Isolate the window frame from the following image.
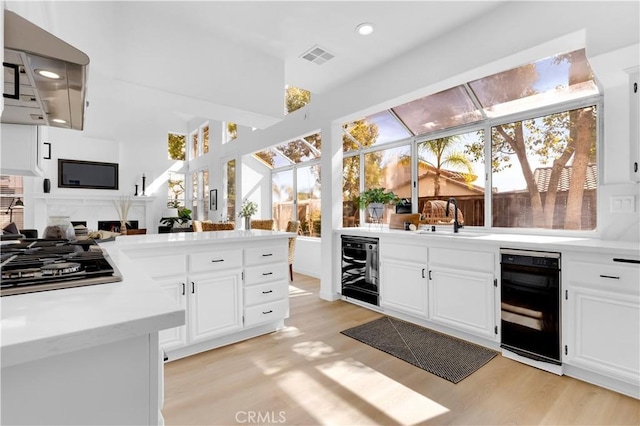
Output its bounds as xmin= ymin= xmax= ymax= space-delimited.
xmin=343 ymin=93 xmax=603 ymax=235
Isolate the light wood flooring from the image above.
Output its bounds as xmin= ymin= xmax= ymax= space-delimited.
xmin=163 ymin=273 xmax=640 ymax=425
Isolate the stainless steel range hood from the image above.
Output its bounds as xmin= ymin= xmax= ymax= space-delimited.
xmin=2 ymin=10 xmax=89 ymax=130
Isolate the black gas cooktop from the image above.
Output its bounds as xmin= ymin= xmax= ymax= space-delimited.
xmin=1 ymin=239 xmax=122 ymax=296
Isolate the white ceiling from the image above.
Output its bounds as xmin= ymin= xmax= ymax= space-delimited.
xmin=125 ymin=1 xmax=506 ymax=95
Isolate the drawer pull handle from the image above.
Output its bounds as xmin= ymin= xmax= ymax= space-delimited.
xmin=262 ymin=290 xmax=273 ymax=294
xmin=262 ymin=272 xmax=273 ymax=276
xmin=599 ymin=274 xmax=620 ymax=280
xmin=191 ymin=282 xmax=195 ymax=293
xmin=613 ymin=258 xmax=640 ymax=264
xmin=182 ymin=283 xmax=185 ymax=295
xmin=262 ymin=310 xmax=273 ymax=315
xmin=262 ymin=253 xmax=273 ymax=257
xmin=211 ymin=259 xmax=225 ymax=263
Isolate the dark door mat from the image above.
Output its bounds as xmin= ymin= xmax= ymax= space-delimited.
xmin=341 ymin=316 xmax=498 ymax=383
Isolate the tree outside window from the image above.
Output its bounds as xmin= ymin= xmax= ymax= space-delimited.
xmin=168 ymin=133 xmax=186 ymax=160
xmin=286 ymin=86 xmax=310 ymax=114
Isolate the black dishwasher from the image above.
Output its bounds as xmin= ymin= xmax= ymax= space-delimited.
xmin=341 ymin=236 xmax=379 ymax=306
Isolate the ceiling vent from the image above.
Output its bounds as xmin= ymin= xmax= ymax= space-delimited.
xmin=300 ymin=45 xmax=335 ymax=65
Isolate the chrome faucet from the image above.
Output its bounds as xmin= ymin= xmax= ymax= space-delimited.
xmin=445 ymin=197 xmax=463 ymax=233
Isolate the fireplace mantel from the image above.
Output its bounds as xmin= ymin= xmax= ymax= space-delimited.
xmin=31 ymin=194 xmax=157 ymax=233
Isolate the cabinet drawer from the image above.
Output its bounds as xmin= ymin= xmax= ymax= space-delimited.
xmin=244 ymin=245 xmax=287 ymax=266
xmin=565 ymin=260 xmax=639 ymax=295
xmin=244 ymin=263 xmax=288 ymax=285
xmin=244 ymin=299 xmax=288 ymax=327
xmin=429 ymin=247 xmax=494 ymax=272
xmin=189 ymin=249 xmax=242 ymax=273
xmin=135 ymin=255 xmax=187 ymax=278
xmin=244 ymin=281 xmax=288 ymax=306
xmin=381 ymin=242 xmax=427 ymax=263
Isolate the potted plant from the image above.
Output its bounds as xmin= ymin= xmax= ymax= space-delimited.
xmin=238 ymin=200 xmax=258 ymax=230
xmin=358 ymin=187 xmax=398 ymax=222
xmin=160 ymin=207 xmax=192 ymax=229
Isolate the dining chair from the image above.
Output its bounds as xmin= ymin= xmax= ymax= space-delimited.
xmin=201 ymin=222 xmax=235 ymax=231
xmin=286 ymin=220 xmax=300 ymax=281
xmin=251 ymin=219 xmax=274 ymax=230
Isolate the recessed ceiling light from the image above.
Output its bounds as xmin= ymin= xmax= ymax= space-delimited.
xmin=356 ymin=22 xmax=374 ymax=36
xmin=36 ymin=69 xmax=62 ymax=79
xmin=52 ymin=118 xmax=67 ymax=124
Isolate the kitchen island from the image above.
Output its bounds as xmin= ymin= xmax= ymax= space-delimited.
xmin=0 ymin=229 xmax=293 ymax=425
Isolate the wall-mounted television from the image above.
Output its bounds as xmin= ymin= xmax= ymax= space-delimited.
xmin=58 ymin=159 xmax=119 ymax=190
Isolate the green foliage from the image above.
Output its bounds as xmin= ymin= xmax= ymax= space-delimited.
xmin=418 ymin=136 xmax=476 ymax=196
xmin=227 ymin=122 xmax=237 ymax=141
xmin=342 ymin=119 xmax=381 ymax=201
xmin=160 ymin=207 xmax=192 ymax=227
xmin=168 ymin=133 xmax=186 ymax=161
xmin=238 ymin=200 xmax=258 ymax=218
xmin=286 ymin=86 xmax=311 ymax=114
xmin=357 ymin=187 xmax=398 ymax=209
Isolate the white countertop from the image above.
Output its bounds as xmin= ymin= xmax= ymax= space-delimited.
xmin=0 ymin=230 xmax=295 ymax=368
xmin=337 ymin=226 xmax=640 ymax=258
xmin=0 ymin=241 xmax=186 ymax=368
xmin=113 ymin=229 xmax=295 ymax=250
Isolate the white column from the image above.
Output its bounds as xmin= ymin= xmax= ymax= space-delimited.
xmin=319 ymin=120 xmax=343 ymax=301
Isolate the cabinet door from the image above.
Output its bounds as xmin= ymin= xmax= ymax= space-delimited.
xmin=189 ymin=272 xmax=243 ymax=343
xmin=630 ymin=68 xmax=639 ymax=182
xmin=0 ymin=124 xmax=44 ymax=176
xmin=381 ymin=258 xmax=427 ymax=317
xmin=429 ymin=266 xmax=496 ymax=339
xmin=565 ymin=286 xmax=640 ymax=385
xmin=156 ymin=277 xmax=187 ymax=351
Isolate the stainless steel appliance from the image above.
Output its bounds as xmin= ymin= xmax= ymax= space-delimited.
xmin=341 ymin=235 xmax=379 ymax=306
xmin=1 ymin=239 xmax=121 ymax=296
xmin=500 ymin=249 xmax=561 ymax=371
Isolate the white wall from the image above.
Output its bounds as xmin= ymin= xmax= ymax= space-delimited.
xmin=7 ymin=1 xmax=638 ymax=281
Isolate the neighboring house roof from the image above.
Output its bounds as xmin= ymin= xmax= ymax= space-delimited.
xmin=416 ymin=162 xmax=484 ymax=193
xmin=533 ymin=163 xmax=597 ymax=192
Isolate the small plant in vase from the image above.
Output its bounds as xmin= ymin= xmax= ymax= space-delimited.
xmin=358 ymin=187 xmax=398 ymax=223
xmin=238 ymin=200 xmax=258 ymax=230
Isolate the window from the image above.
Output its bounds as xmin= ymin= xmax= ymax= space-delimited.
xmin=417 ymin=131 xmax=485 ymax=226
xmin=168 ymin=133 xmax=186 ymax=160
xmin=297 ymin=165 xmax=321 ymax=236
xmin=203 ymin=124 xmax=209 ymax=155
xmin=167 ymin=172 xmax=186 ymax=208
xmin=191 ymin=169 xmax=209 ymax=221
xmin=342 ymin=48 xmax=600 ymax=232
xmin=225 ymin=122 xmax=237 ymax=143
xmin=272 ymin=169 xmax=294 ymax=231
xmin=488 ymin=106 xmax=597 ymax=230
xmin=190 ymin=131 xmax=198 ymax=160
xmin=257 ymin=132 xmax=322 ymax=236
xmin=342 ymin=155 xmax=360 ymax=227
xmin=0 ymin=175 xmax=24 ymax=229
xmin=285 ymin=86 xmax=311 ymax=114
xmin=225 ymin=159 xmax=236 ymax=222
xmin=363 ymin=144 xmax=411 ymax=224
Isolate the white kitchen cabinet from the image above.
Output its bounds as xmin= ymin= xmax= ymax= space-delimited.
xmin=189 ymin=272 xmax=243 ymax=342
xmin=428 ymin=247 xmax=497 ymax=340
xmin=157 ymin=276 xmax=188 ymax=350
xmin=243 ymin=243 xmax=289 ymax=327
xmin=120 ymin=236 xmax=289 ymax=360
xmin=630 ymin=68 xmax=639 ymax=182
xmin=0 ymin=123 xmax=46 ymax=176
xmin=563 ymin=253 xmax=640 ymax=389
xmin=380 ymin=241 xmax=428 ymax=317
